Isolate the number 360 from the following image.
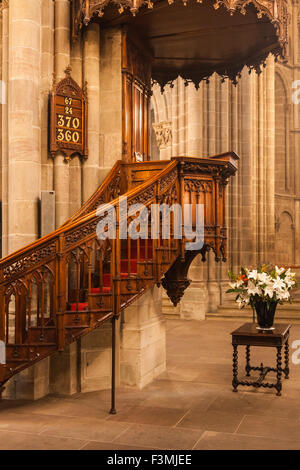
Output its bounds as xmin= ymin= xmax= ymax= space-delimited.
xmin=57 ymin=129 xmax=80 ymax=143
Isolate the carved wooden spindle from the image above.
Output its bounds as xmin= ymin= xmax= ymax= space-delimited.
xmin=276 ymin=346 xmax=282 ymax=396
xmin=57 ymin=234 xmax=66 ymax=351
xmin=245 ymin=345 xmax=251 ymax=377
xmin=0 ymin=281 xmax=5 ymax=347
xmin=284 ymin=341 xmax=289 ymax=379
xmin=232 ymin=344 xmax=238 ymax=392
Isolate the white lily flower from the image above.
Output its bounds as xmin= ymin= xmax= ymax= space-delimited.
xmin=247 ymin=280 xmax=261 ymax=296
xmin=257 ymin=272 xmax=271 ymax=285
xmin=264 ymin=286 xmax=275 ymax=299
xmin=248 ymin=270 xmax=258 ymax=280
xmin=272 ymin=277 xmax=286 ymax=291
xmin=275 ymin=266 xmax=285 ymax=275
xmin=285 ymin=278 xmax=296 ymax=288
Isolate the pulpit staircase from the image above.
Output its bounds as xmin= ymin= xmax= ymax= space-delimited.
xmin=0 ymin=154 xmax=238 ymax=409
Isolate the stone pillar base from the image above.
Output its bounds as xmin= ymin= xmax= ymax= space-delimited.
xmin=179 ymin=282 xmax=208 ymax=320
xmin=50 ymin=343 xmax=78 ymax=396
xmin=80 ymin=322 xmax=113 ymax=393
xmin=3 ymin=288 xmax=166 ymax=398
xmin=120 ymin=286 xmax=166 ymax=389
xmin=3 ymin=358 xmax=50 ymax=400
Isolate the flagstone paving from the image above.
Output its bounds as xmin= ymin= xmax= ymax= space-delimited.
xmin=1 ymin=319 xmax=300 ymax=450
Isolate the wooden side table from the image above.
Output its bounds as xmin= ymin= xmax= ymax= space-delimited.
xmin=231 ymin=323 xmax=291 ymax=396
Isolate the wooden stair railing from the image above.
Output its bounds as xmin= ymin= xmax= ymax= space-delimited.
xmin=64 ymin=160 xmax=169 ymax=225
xmin=0 ymin=153 xmax=238 ymax=411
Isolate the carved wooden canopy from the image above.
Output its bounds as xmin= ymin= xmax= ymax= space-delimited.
xmin=72 ymin=0 xmax=288 ymax=88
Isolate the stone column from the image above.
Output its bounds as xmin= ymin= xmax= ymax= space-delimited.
xmin=3 ymin=0 xmax=46 ymax=400
xmin=120 ymin=286 xmax=166 ymax=388
xmin=187 ymin=83 xmax=202 ymax=156
xmin=172 ymin=80 xmax=180 ymax=156
xmin=206 ymin=74 xmax=220 ymax=311
xmin=228 ymin=82 xmax=240 ymax=273
xmin=53 ymin=0 xmax=71 ymax=227
xmin=264 ymin=57 xmax=276 ymax=262
xmin=178 ymin=78 xmax=187 ymax=154
xmin=0 ymin=6 xmax=3 ymax=232
xmin=237 ymin=69 xmax=257 ymax=266
xmin=41 ymin=0 xmax=54 ymax=193
xmin=219 ymin=79 xmax=231 ymax=303
xmin=7 ymin=0 xmax=41 ymax=253
xmin=179 ymin=84 xmax=208 ymax=320
xmin=71 ymin=33 xmax=83 ymax=85
xmin=83 ymin=23 xmax=100 ymax=200
xmin=54 ymin=155 xmax=70 ymax=226
xmin=99 ymin=27 xmax=122 ymax=177
xmin=1 ymin=1 xmax=9 ymax=256
xmin=70 ymin=29 xmax=83 ymax=213
xmin=69 ymin=156 xmax=82 ymax=215
xmin=50 ymin=0 xmax=77 ymax=396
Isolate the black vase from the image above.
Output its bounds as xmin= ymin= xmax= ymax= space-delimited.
xmin=254 ymin=301 xmax=278 ymax=329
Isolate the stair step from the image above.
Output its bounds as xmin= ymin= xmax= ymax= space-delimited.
xmin=208 ymin=302 xmax=300 ymax=323
xmin=65 ymin=325 xmax=90 ymax=329
xmin=65 ymin=308 xmax=112 ymax=314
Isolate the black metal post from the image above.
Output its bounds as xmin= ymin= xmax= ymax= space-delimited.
xmin=109 ymin=315 xmax=117 ymax=414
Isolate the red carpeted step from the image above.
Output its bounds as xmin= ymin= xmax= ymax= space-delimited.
xmin=72 ymin=254 xmax=150 ymax=310
xmin=90 ymin=272 xmax=133 ymax=296
xmin=71 ymin=302 xmax=88 ymax=311
xmin=91 ymin=287 xmax=111 ymax=294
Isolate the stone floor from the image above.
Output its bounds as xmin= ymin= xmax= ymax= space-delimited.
xmin=1 ymin=319 xmax=300 ymax=450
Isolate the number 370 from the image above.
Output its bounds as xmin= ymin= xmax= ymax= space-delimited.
xmin=57 ymin=115 xmax=80 ymax=129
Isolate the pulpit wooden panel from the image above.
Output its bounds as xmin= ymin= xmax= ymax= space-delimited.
xmin=122 ymin=30 xmax=152 ymax=162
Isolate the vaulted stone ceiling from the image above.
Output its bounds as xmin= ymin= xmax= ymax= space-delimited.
xmin=73 ymin=0 xmax=288 ymax=88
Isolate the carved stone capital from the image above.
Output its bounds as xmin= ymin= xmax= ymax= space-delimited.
xmin=152 ymin=121 xmax=172 ymax=149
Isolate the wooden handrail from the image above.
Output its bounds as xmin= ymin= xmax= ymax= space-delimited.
xmin=63 ymin=160 xmax=122 ymax=225
xmin=0 ymin=161 xmax=176 ymax=271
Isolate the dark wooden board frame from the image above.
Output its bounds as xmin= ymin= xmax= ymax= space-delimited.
xmin=50 ymin=68 xmax=88 ymax=161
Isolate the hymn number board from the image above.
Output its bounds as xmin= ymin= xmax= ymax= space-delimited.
xmin=50 ymin=69 xmax=88 ymax=160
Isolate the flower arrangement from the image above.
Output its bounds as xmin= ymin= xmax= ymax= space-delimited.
xmin=227 ymin=265 xmax=297 ymax=308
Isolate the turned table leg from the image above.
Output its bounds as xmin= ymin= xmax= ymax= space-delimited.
xmin=284 ymin=340 xmax=289 ymax=379
xmin=276 ymin=346 xmax=282 ymax=396
xmin=232 ymin=344 xmax=238 ymax=392
xmin=245 ymin=345 xmax=251 ymax=377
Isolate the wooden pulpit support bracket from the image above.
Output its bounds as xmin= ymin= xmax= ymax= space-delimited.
xmin=160 ymin=153 xmax=238 ymax=306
